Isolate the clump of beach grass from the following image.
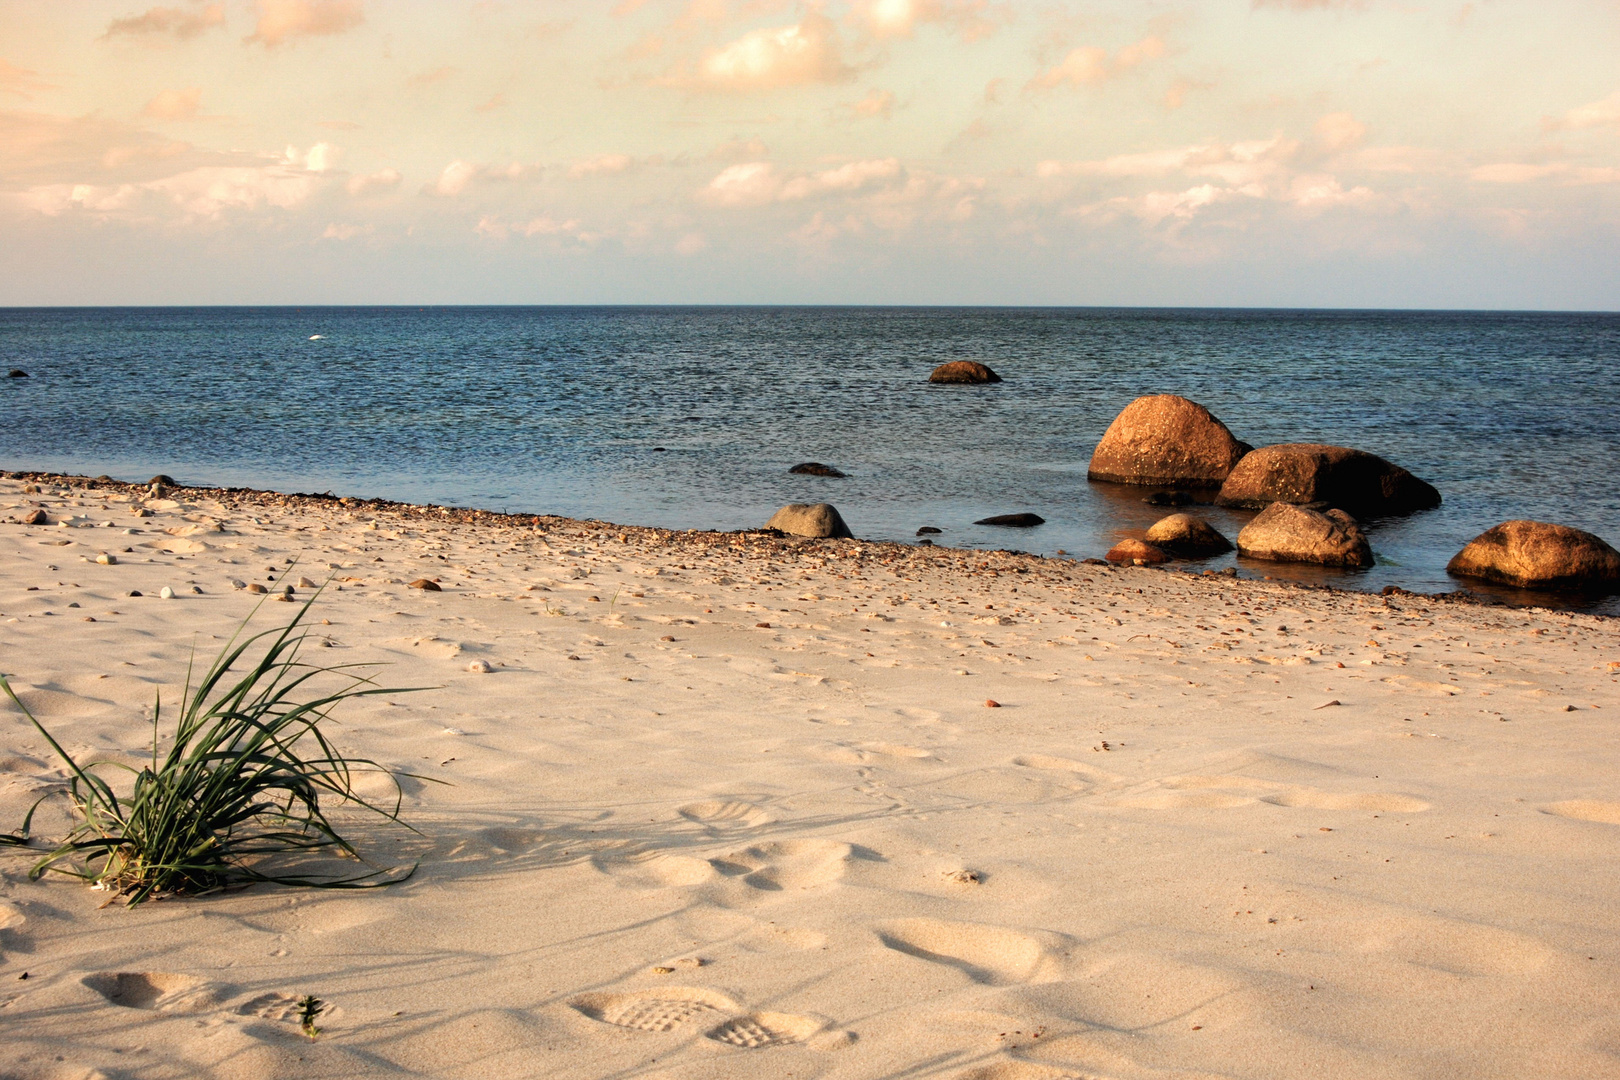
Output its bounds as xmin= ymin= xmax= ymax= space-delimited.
xmin=0 ymin=595 xmax=427 ymax=905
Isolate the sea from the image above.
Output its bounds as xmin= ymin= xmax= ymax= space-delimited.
xmin=3 ymin=306 xmax=1618 ymax=612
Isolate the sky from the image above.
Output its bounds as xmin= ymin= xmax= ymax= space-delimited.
xmin=1 ymin=0 xmax=1617 ymax=308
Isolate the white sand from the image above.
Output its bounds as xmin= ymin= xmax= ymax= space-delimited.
xmin=2 ymin=473 xmax=1619 ymax=1080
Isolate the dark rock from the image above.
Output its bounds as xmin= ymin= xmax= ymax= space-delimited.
xmin=1236 ymin=502 xmax=1373 ymax=568
xmin=1446 ymin=520 xmax=1620 ymax=591
xmin=148 ymin=474 xmax=177 ymax=487
xmin=766 ymin=503 xmax=854 ymax=539
xmin=1144 ymin=513 xmax=1233 ymax=556
xmin=1105 ymin=539 xmax=1169 ymax=565
xmin=247 ymin=583 xmax=268 ymax=594
xmin=1216 ymin=444 xmax=1440 ymax=517
xmin=917 ymin=538 xmax=934 ymax=546
xmin=916 ymin=526 xmax=943 ymax=535
xmin=1082 ymin=558 xmax=1108 ymax=566
xmin=7 ymin=369 xmax=26 ymax=378
xmin=974 ymin=513 xmax=1045 ymax=528
xmin=789 ymin=462 xmax=847 ymax=477
xmin=409 ymin=578 xmax=443 ymax=591
xmin=1088 ymin=395 xmax=1250 ymax=487
xmin=23 ymin=509 xmax=49 ymax=526
xmin=128 ymin=590 xmax=142 ymax=597
xmin=929 ymin=361 xmax=1002 ymax=384
xmin=1145 ymin=490 xmax=1195 ymax=507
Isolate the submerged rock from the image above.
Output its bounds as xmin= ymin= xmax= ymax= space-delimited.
xmin=7 ymin=369 xmax=26 ymax=378
xmin=916 ymin=526 xmax=943 ymax=535
xmin=1088 ymin=395 xmax=1250 ymax=488
xmin=789 ymin=462 xmax=847 ymax=477
xmin=1236 ymin=502 xmax=1373 ymax=568
xmin=1216 ymin=444 xmax=1439 ymax=517
xmin=928 ymin=361 xmax=1002 ymax=384
xmin=1144 ymin=513 xmax=1233 ymax=557
xmin=1145 ymin=490 xmax=1195 ymax=507
xmin=974 ymin=513 xmax=1045 ymax=528
xmin=766 ymin=502 xmax=854 ymax=539
xmin=1105 ymin=539 xmax=1169 ymax=565
xmin=1446 ymin=520 xmax=1620 ymax=591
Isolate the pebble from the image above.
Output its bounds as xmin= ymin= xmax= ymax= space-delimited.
xmin=128 ymin=590 xmax=142 ymax=597
xmin=23 ymin=509 xmax=48 ymax=526
xmin=191 ymin=585 xmax=203 ymax=594
xmin=160 ymin=586 xmax=175 ymax=599
xmin=297 ymin=577 xmax=318 ymax=589
xmin=246 ymin=582 xmax=265 ymax=593
xmin=95 ymin=553 xmax=117 ymax=565
xmin=409 ymin=578 xmax=442 ymax=591
xmin=467 ymin=659 xmax=493 ymax=673
xmin=985 ymin=699 xmax=1002 ymax=708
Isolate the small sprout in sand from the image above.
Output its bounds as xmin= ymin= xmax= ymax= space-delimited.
xmin=298 ymin=994 xmax=327 ymax=1038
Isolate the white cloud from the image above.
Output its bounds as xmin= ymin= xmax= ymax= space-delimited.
xmin=704 ymin=161 xmax=780 ymax=205
xmin=1031 ymin=35 xmax=1165 ymax=89
xmin=1471 ymin=162 xmax=1620 ymax=185
xmin=568 ymin=153 xmax=636 ymax=179
xmin=474 ymin=213 xmax=590 ymax=242
xmin=346 ymin=167 xmax=400 ymax=195
xmin=854 ymin=0 xmax=1004 ymax=42
xmin=780 ymin=158 xmax=901 ymax=199
xmin=1547 ymin=90 xmax=1620 ymax=131
xmin=283 ymin=141 xmax=337 ymax=172
xmin=694 ymin=15 xmax=852 ymax=90
xmin=246 ymin=0 xmax=364 ymax=48
xmin=1314 ymin=111 xmax=1367 ymax=152
xmin=433 ymin=159 xmax=479 ymax=196
xmin=322 ymin=222 xmax=369 ymax=239
xmin=704 ymin=158 xmax=904 ymax=206
xmin=1038 ymin=137 xmax=1299 ymax=187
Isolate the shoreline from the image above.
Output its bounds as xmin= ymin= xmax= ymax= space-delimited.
xmin=4 ymin=466 xmax=1620 ymax=1078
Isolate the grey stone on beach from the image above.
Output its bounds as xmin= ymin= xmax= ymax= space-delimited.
xmin=1237 ymin=502 xmax=1373 ymax=569
xmin=1145 ymin=513 xmax=1233 ymax=556
xmin=789 ymin=462 xmax=847 ymax=477
xmin=1216 ymin=444 xmax=1440 ymax=518
xmin=1446 ymin=520 xmax=1620 ymax=591
xmin=975 ymin=513 xmax=1045 ymax=528
xmin=1088 ymin=395 xmax=1251 ymax=488
xmin=928 ymin=361 xmax=1001 ymax=384
xmin=766 ymin=503 xmax=853 ymax=539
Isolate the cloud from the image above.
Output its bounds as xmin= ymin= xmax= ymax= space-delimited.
xmin=408 ymin=66 xmax=457 ymax=87
xmin=0 ymin=60 xmax=55 ymax=101
xmin=246 ymin=0 xmax=364 ymax=48
xmin=1030 ymin=35 xmax=1165 ymax=89
xmin=854 ymin=0 xmax=1006 ymax=43
xmin=283 ymin=141 xmax=337 ymax=171
xmin=1545 ymin=90 xmax=1620 ymax=131
xmin=1314 ymin=111 xmax=1367 ymax=152
xmin=1251 ymin=0 xmax=1367 ymax=9
xmin=703 ymin=158 xmax=903 ymax=205
xmin=850 ymin=89 xmax=895 ymax=119
xmin=321 ymin=221 xmax=369 ymax=239
xmin=568 ymin=153 xmax=637 ymax=179
xmin=1471 ymin=162 xmax=1620 ymax=185
xmin=475 ymin=93 xmax=506 ymax=113
xmin=142 ymin=88 xmax=202 ymax=120
xmin=710 ymin=136 xmax=769 ymax=160
xmin=474 ymin=213 xmax=590 ymax=242
xmin=102 ymin=3 xmax=226 ymax=42
xmin=426 ymin=158 xmax=529 ymax=196
xmin=691 ymin=15 xmax=853 ymax=90
xmin=1037 ymin=137 xmax=1300 ymax=186
xmin=345 ymin=167 xmax=400 ymax=195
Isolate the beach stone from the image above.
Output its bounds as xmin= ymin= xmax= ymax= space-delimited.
xmin=467 ymin=659 xmax=493 ymax=673
xmin=1237 ymin=502 xmax=1373 ymax=568
xmin=246 ymin=583 xmax=268 ymax=594
xmin=7 ymin=369 xmax=26 ymax=378
xmin=766 ymin=503 xmax=853 ymax=539
xmin=1446 ymin=520 xmax=1620 ymax=591
xmin=789 ymin=463 xmax=847 ymax=478
xmin=1105 ymin=539 xmax=1169 ymax=565
xmin=974 ymin=513 xmax=1045 ymax=528
xmin=148 ymin=475 xmax=176 ymax=487
xmin=1088 ymin=395 xmax=1249 ymax=487
xmin=916 ymin=526 xmax=942 ymax=535
xmin=1216 ymin=443 xmax=1440 ymax=517
xmin=1144 ymin=513 xmax=1233 ymax=556
xmin=409 ymin=578 xmax=443 ymax=591
xmin=23 ymin=509 xmax=48 ymax=526
xmin=296 ymin=576 xmax=318 ymax=589
xmin=95 ymin=553 xmax=117 ymax=565
xmin=160 ymin=586 xmax=175 ymax=599
xmin=928 ymin=361 xmax=1001 ymax=384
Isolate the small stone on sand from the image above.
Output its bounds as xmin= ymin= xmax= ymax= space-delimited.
xmin=468 ymin=659 xmax=493 ymax=673
xmin=410 ymin=578 xmax=442 ymax=591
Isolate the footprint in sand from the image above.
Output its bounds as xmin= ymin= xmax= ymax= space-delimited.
xmin=571 ymin=986 xmax=739 ymax=1032
xmin=877 ymin=918 xmax=1064 ymax=985
xmin=1544 ymin=800 xmax=1620 ymax=825
xmin=1261 ymin=790 xmax=1430 ymax=812
xmin=678 ymin=800 xmax=775 ymax=830
xmin=83 ymin=972 xmax=227 ymax=1013
xmin=237 ymin=991 xmax=307 ymax=1024
xmin=711 ymin=839 xmax=853 ymax=892
xmin=706 ymin=1011 xmax=838 ymax=1048
xmin=594 ymin=851 xmax=719 ymax=888
xmin=950 ymin=1064 xmax=1094 ymax=1080
xmin=1011 ymin=754 xmax=1120 ymax=785
xmin=1111 ymin=775 xmax=1429 ymax=813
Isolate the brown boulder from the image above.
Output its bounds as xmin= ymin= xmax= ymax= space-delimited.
xmin=766 ymin=502 xmax=854 ymax=539
xmin=1105 ymin=539 xmax=1169 ymax=565
xmin=929 ymin=361 xmax=1001 ymax=384
xmin=1087 ymin=395 xmax=1249 ymax=487
xmin=1144 ymin=513 xmax=1233 ymax=557
xmin=1236 ymin=502 xmax=1373 ymax=568
xmin=1446 ymin=520 xmax=1620 ymax=591
xmin=1216 ymin=443 xmax=1439 ymax=517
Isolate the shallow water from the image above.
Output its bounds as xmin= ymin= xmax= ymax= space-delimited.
xmin=3 ymin=306 xmax=1617 ymax=611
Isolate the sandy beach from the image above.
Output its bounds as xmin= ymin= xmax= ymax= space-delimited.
xmin=3 ymin=470 xmax=1620 ymax=1080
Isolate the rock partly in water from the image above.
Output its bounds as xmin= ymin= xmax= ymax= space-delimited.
xmin=766 ymin=503 xmax=854 ymax=539
xmin=1105 ymin=539 xmax=1169 ymax=565
xmin=1216 ymin=444 xmax=1439 ymax=517
xmin=1144 ymin=490 xmax=1195 ymax=507
xmin=1446 ymin=520 xmax=1620 ymax=591
xmin=974 ymin=513 xmax=1045 ymax=528
xmin=916 ymin=526 xmax=943 ymax=535
xmin=1236 ymin=502 xmax=1373 ymax=568
xmin=789 ymin=462 xmax=847 ymax=477
xmin=1088 ymin=395 xmax=1250 ymax=488
xmin=928 ymin=361 xmax=1002 ymax=384
xmin=1144 ymin=513 xmax=1234 ymax=557
xmin=7 ymin=369 xmax=26 ymax=378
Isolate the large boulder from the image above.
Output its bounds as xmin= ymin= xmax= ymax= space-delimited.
xmin=929 ymin=361 xmax=1001 ymax=384
xmin=1144 ymin=513 xmax=1233 ymax=557
xmin=1237 ymin=502 xmax=1373 ymax=568
xmin=1216 ymin=444 xmax=1439 ymax=517
xmin=1088 ymin=395 xmax=1249 ymax=487
xmin=1446 ymin=521 xmax=1620 ymax=591
xmin=766 ymin=503 xmax=853 ymax=539
xmin=1105 ymin=539 xmax=1169 ymax=565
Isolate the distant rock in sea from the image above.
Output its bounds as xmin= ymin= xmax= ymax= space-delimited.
xmin=789 ymin=462 xmax=847 ymax=477
xmin=1447 ymin=520 xmax=1620 ymax=591
xmin=916 ymin=526 xmax=942 ymax=535
xmin=766 ymin=503 xmax=853 ymax=539
xmin=1216 ymin=444 xmax=1439 ymax=518
xmin=8 ymin=369 xmax=27 ymax=378
xmin=1145 ymin=513 xmax=1233 ymax=557
xmin=929 ymin=361 xmax=1001 ymax=384
xmin=1237 ymin=502 xmax=1373 ymax=568
xmin=974 ymin=513 xmax=1045 ymax=527
xmin=1088 ymin=395 xmax=1250 ymax=487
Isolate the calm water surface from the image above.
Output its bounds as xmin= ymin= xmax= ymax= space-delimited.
xmin=3 ymin=306 xmax=1617 ymax=611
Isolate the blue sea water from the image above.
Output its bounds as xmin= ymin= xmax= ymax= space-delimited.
xmin=3 ymin=306 xmax=1618 ymax=611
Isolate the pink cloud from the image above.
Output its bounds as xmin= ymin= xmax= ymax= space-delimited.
xmin=102 ymin=3 xmax=227 ymax=42
xmin=245 ymin=0 xmax=364 ymax=48
xmin=1030 ymin=35 xmax=1165 ymax=90
xmin=690 ymin=15 xmax=853 ymax=91
xmin=142 ymin=87 xmax=202 ymax=120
